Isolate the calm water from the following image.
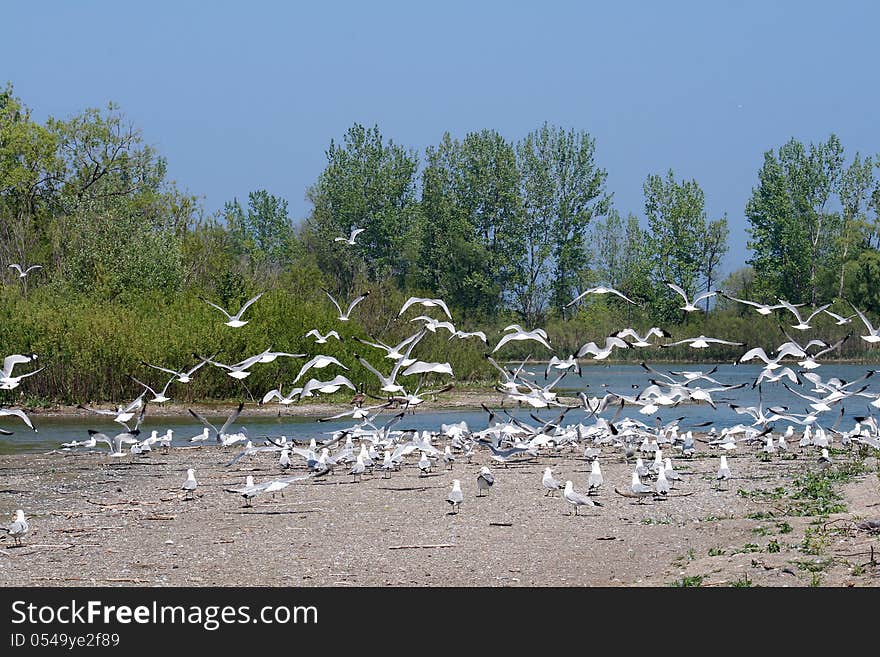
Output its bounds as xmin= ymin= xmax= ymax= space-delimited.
xmin=2 ymin=362 xmax=879 ymax=454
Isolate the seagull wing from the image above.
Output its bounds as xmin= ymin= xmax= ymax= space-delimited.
xmin=200 ymin=297 xmax=233 ymax=320
xmin=344 ymin=291 xmax=370 ymax=318
xmin=664 ymin=281 xmax=690 ymax=303
xmin=219 ymin=402 xmax=245 ymax=436
xmin=234 ymin=292 xmax=264 ymax=320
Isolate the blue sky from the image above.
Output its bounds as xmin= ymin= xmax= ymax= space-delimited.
xmin=3 ymin=1 xmax=878 ymax=274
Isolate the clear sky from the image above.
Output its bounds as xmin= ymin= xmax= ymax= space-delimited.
xmin=3 ymin=1 xmax=878 ymax=273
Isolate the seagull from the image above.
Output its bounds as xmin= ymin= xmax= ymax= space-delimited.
xmin=0 ymin=353 xmax=43 ymax=389
xmin=630 ymin=472 xmax=654 ymax=502
xmin=260 ymin=386 xmax=303 ymax=405
xmin=325 ymin=290 xmax=370 ymax=321
xmin=476 ymin=466 xmax=494 ymax=496
xmin=334 ymin=227 xmax=365 ymax=245
xmin=354 ymin=330 xmax=426 ymax=364
xmin=493 ymin=328 xmax=552 ymax=354
xmin=818 ymin=448 xmax=832 ymax=469
xmin=655 ymin=466 xmax=670 ymax=496
xmin=3 ymin=509 xmax=29 ymax=546
xmin=442 ymin=445 xmax=456 ymax=470
xmin=181 ymin=469 xmax=198 ymax=499
xmin=292 ymin=355 xmax=349 ymax=384
xmin=141 ymin=357 xmax=209 ymax=384
xmin=300 ymin=375 xmax=356 ymax=398
xmin=716 ymin=455 xmax=731 ymax=487
xmin=304 ymin=329 xmax=341 ymax=344
xmin=201 ymin=292 xmax=263 ymax=328
xmin=349 ymin=454 xmax=367 ymax=482
xmin=665 ymin=282 xmax=720 ymax=312
xmin=576 ymin=336 xmax=628 ymax=360
xmin=777 ymin=299 xmax=831 ymax=331
xmin=542 ymin=467 xmax=563 ymax=496
xmin=823 ymin=309 xmax=856 ymax=325
xmin=7 ymin=263 xmax=42 ymax=278
xmin=398 ymin=296 xmax=452 ymax=319
xmin=449 ymin=330 xmax=488 ymax=343
xmin=563 ymin=480 xmax=601 ymax=515
xmin=129 ymin=374 xmax=175 ymax=403
xmin=721 ymin=294 xmax=796 ymax=316
xmin=565 ymin=286 xmax=637 ymax=307
xmin=446 ymin=479 xmax=463 ymax=513
xmin=77 ymin=394 xmax=145 ymax=426
xmin=615 ymin=327 xmax=671 ymax=347
xmin=410 ymin=315 xmax=456 ymax=334
xmin=544 ymin=355 xmax=581 ymax=378
xmin=588 ymin=460 xmax=603 ymax=493
xmin=849 ymin=302 xmax=880 ymax=343
xmin=401 ymin=360 xmax=454 ymax=377
xmin=738 ymin=345 xmax=805 ymax=370
xmin=661 ymin=335 xmax=744 ymax=349
xmin=0 ymin=407 xmax=37 ymax=432
xmin=188 ymin=402 xmax=244 ymax=444
xmin=418 ymin=451 xmax=432 ymax=476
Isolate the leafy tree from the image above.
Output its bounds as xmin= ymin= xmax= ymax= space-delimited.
xmin=515 ymin=123 xmax=610 ymax=322
xmin=223 ymin=190 xmax=298 ymax=274
xmin=303 ymin=123 xmax=419 ymax=292
xmin=700 ymin=217 xmax=729 ymax=310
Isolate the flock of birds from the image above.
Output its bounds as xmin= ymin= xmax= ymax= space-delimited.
xmin=3 ymin=235 xmax=880 ymax=543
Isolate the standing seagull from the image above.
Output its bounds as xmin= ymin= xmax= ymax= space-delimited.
xmin=716 ymin=455 xmax=731 ymax=488
xmin=334 ymin=227 xmax=365 ymax=246
xmin=563 ymin=481 xmax=602 ymax=515
xmin=3 ymin=509 xmax=29 ymax=546
xmin=8 ymin=264 xmax=42 ymax=278
xmin=476 ymin=466 xmax=494 ymax=496
xmin=665 ymin=282 xmax=720 ymax=312
xmin=588 ymin=460 xmax=604 ymax=494
xmin=446 ymin=480 xmax=464 ymax=514
xmin=181 ymin=469 xmax=198 ymax=500
xmin=201 ymin=293 xmax=264 ymax=328
xmin=542 ymin=467 xmax=563 ymax=496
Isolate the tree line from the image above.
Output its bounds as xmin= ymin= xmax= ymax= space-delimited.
xmin=1 ymin=82 xmax=879 ymax=403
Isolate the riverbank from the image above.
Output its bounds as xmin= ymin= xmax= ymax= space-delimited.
xmin=1 ymin=440 xmax=877 ymax=586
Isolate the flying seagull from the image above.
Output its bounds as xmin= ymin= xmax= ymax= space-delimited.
xmin=201 ymin=292 xmax=264 ymax=328
xmin=565 ymin=286 xmax=637 ymax=307
xmin=325 ymin=290 xmax=370 ymax=321
xmin=664 ymin=282 xmax=720 ymax=312
xmin=8 ymin=264 xmax=42 ymax=278
xmin=334 ymin=227 xmax=365 ymax=245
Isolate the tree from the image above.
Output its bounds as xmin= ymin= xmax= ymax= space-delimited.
xmin=514 ymin=123 xmax=610 ymax=322
xmin=700 ymin=217 xmax=729 ymax=310
xmin=642 ymin=169 xmax=708 ymax=320
xmin=835 ymin=153 xmax=875 ymax=296
xmin=303 ymin=123 xmax=419 ymax=292
xmin=418 ymin=130 xmax=522 ymax=316
xmin=224 ymin=190 xmax=297 ymax=274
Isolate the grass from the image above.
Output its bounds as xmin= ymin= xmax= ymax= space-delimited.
xmin=708 ymin=547 xmax=725 ymax=557
xmin=669 ymin=574 xmax=705 ymax=587
xmin=732 ymin=543 xmax=762 ymax=555
xmin=767 ymin=539 xmax=781 ymax=553
xmin=730 ymin=576 xmax=753 ymax=587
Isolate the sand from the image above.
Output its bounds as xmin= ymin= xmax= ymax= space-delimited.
xmin=0 ymin=438 xmax=878 ymax=587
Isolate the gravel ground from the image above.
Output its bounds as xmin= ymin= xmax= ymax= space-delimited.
xmin=1 ymin=439 xmax=878 ymax=587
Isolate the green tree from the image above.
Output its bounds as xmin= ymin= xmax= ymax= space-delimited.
xmin=223 ymin=190 xmax=298 ymax=276
xmin=700 ymin=217 xmax=729 ymax=310
xmin=515 ymin=123 xmax=610 ymax=322
xmin=303 ymin=123 xmax=419 ymax=292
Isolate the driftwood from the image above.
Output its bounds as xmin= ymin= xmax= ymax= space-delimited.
xmin=388 ymin=543 xmax=455 ymax=550
xmin=489 ymin=522 xmax=513 ymax=527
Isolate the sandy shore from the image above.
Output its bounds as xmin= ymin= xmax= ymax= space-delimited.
xmin=1 ymin=438 xmax=878 ymax=587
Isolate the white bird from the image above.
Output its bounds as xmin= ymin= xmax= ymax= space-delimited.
xmin=181 ymin=469 xmax=198 ymax=499
xmin=442 ymin=445 xmax=456 ymax=470
xmin=260 ymin=386 xmax=303 ymax=405
xmin=544 ymin=355 xmax=581 ymax=378
xmin=777 ymin=299 xmax=831 ymax=331
xmin=563 ymin=480 xmax=601 ymax=515
xmin=615 ymin=327 xmax=671 ymax=347
xmin=664 ymin=282 xmax=720 ymax=312
xmin=300 ymin=375 xmax=356 ymax=398
xmin=349 ymin=454 xmax=367 ymax=481
xmin=576 ymin=336 xmax=628 ymax=360
xmin=304 ymin=329 xmax=341 ymax=344
xmin=818 ymin=448 xmax=832 ymax=469
xmin=324 ymin=289 xmax=370 ymax=321
xmin=77 ymin=395 xmax=145 ymax=426
xmin=655 ymin=466 xmax=670 ymax=496
xmin=476 ymin=466 xmax=494 ymax=496
xmin=334 ymin=227 xmax=365 ymax=245
xmin=129 ymin=374 xmax=175 ymax=403
xmin=201 ymin=292 xmax=263 ymax=328
xmin=8 ymin=263 xmax=42 ymax=278
xmin=187 ymin=402 xmax=244 ymax=444
xmin=588 ymin=460 xmax=603 ymax=493
xmin=4 ymin=509 xmax=29 ymax=546
xmin=721 ymin=294 xmax=797 ymax=316
xmin=823 ymin=309 xmax=856 ymax=325
xmin=493 ymin=328 xmax=552 ymax=354
xmin=449 ymin=330 xmax=487 ymax=343
xmin=661 ymin=335 xmax=744 ymax=349
xmin=849 ymin=302 xmax=880 ymax=343
xmin=630 ymin=472 xmax=654 ymax=502
xmin=0 ymin=353 xmax=43 ymax=390
xmin=566 ymin=285 xmax=637 ymax=307
xmin=0 ymin=407 xmax=37 ymax=432
xmin=141 ymin=357 xmax=209 ymax=384
xmin=292 ymin=355 xmax=349 ymax=384
xmin=418 ymin=451 xmax=432 ymax=476
xmin=542 ymin=467 xmax=563 ymax=496
xmin=410 ymin=315 xmax=456 ymax=334
xmin=401 ymin=360 xmax=454 ymax=377
xmin=446 ymin=479 xmax=463 ymax=513
xmin=398 ymin=296 xmax=452 ymax=319
xmin=716 ymin=455 xmax=731 ymax=485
